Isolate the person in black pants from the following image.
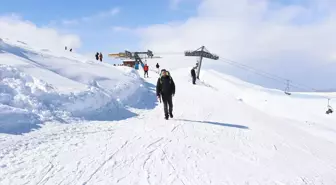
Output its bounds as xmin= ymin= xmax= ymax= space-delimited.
xmin=156 ymin=69 xmax=175 ymax=120
xmin=156 ymin=63 xmax=160 ymax=73
xmin=191 ymin=67 xmax=196 ymax=84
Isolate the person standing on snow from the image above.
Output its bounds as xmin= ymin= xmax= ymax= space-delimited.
xmin=156 ymin=63 xmax=160 ymax=73
xmin=99 ymin=52 xmax=103 ymax=62
xmin=156 ymin=69 xmax=175 ymax=120
xmin=191 ymin=67 xmax=196 ymax=85
xmin=144 ymin=64 xmax=149 ymax=78
xmin=95 ymin=52 xmax=99 ymax=61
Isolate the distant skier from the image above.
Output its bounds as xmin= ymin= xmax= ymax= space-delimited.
xmin=191 ymin=67 xmax=196 ymax=85
xmin=65 ymin=46 xmax=67 ymax=50
xmin=99 ymin=52 xmax=103 ymax=62
xmin=156 ymin=69 xmax=175 ymax=120
xmin=70 ymin=48 xmax=72 ymax=52
xmin=156 ymin=63 xmax=160 ymax=73
xmin=95 ymin=52 xmax=99 ymax=60
xmin=144 ymin=64 xmax=149 ymax=78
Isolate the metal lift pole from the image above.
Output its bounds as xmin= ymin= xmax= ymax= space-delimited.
xmin=196 ymin=46 xmax=205 ymax=79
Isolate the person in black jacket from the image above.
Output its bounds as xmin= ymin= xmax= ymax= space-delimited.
xmin=191 ymin=67 xmax=196 ymax=84
xmin=156 ymin=69 xmax=175 ymax=120
xmin=95 ymin=52 xmax=99 ymax=60
xmin=156 ymin=63 xmax=160 ymax=73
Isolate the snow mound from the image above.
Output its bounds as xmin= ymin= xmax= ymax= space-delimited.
xmin=0 ymin=64 xmax=151 ymax=134
xmin=0 ymin=39 xmax=156 ymax=134
xmin=0 ymin=65 xmax=53 ymax=134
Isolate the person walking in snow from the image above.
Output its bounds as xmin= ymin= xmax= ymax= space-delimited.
xmin=144 ymin=64 xmax=149 ymax=78
xmin=99 ymin=52 xmax=103 ymax=62
xmin=191 ymin=67 xmax=196 ymax=85
xmin=156 ymin=63 xmax=160 ymax=74
xmin=156 ymin=69 xmax=175 ymax=120
xmin=95 ymin=52 xmax=99 ymax=60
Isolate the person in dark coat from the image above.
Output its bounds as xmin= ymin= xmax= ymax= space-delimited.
xmin=95 ymin=52 xmax=99 ymax=60
xmin=156 ymin=63 xmax=160 ymax=73
xmin=156 ymin=69 xmax=175 ymax=120
xmin=99 ymin=52 xmax=103 ymax=62
xmin=191 ymin=67 xmax=196 ymax=84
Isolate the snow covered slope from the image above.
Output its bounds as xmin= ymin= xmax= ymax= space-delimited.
xmin=0 ymin=38 xmax=155 ymax=134
xmin=1 ymin=39 xmax=336 ymax=184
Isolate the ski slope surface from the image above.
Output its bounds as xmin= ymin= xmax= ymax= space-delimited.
xmin=1 ymin=38 xmax=336 ymax=184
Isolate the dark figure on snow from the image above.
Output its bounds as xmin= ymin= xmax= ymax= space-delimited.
xmin=99 ymin=52 xmax=103 ymax=62
xmin=191 ymin=67 xmax=196 ymax=84
xmin=144 ymin=64 xmax=149 ymax=78
xmin=156 ymin=69 xmax=175 ymax=120
xmin=70 ymin=48 xmax=73 ymax=52
xmin=156 ymin=63 xmax=160 ymax=73
xmin=95 ymin=52 xmax=99 ymax=60
xmin=65 ymin=46 xmax=67 ymax=50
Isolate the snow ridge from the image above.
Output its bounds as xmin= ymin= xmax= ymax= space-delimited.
xmin=0 ymin=64 xmax=150 ymax=135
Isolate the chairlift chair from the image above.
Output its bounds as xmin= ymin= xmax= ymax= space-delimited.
xmin=326 ymin=99 xmax=333 ymax=114
xmin=284 ymin=80 xmax=291 ymax=95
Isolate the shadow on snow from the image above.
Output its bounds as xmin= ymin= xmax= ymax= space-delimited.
xmin=0 ymin=111 xmax=42 ymax=135
xmin=176 ymin=119 xmax=249 ymax=129
xmin=129 ymin=80 xmax=158 ymax=109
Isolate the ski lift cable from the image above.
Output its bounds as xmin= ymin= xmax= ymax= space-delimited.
xmin=219 ymin=57 xmax=334 ymax=95
xmin=154 ymin=52 xmax=184 ymax=55
xmin=216 ymin=57 xmax=335 ymax=101
xmin=219 ymin=60 xmax=312 ymax=93
xmin=218 ymin=60 xmax=308 ymax=91
xmin=217 ymin=58 xmax=290 ymax=85
xmin=219 ymin=57 xmax=289 ymax=81
xmin=218 ymin=57 xmax=319 ymax=92
xmin=217 ymin=58 xmax=316 ymax=91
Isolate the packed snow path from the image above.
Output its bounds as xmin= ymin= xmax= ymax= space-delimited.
xmin=1 ymin=70 xmax=336 ymax=185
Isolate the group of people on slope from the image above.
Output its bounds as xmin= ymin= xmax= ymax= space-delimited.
xmin=142 ymin=62 xmax=161 ymax=78
xmin=65 ymin=46 xmax=73 ymax=52
xmin=95 ymin=52 xmax=103 ymax=62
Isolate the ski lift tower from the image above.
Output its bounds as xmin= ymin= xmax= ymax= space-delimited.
xmin=124 ymin=50 xmax=154 ymax=68
xmin=185 ymin=46 xmax=219 ymax=79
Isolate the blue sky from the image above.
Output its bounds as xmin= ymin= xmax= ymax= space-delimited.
xmin=0 ymin=0 xmax=199 ymax=55
xmin=0 ymin=0 xmax=310 ymax=55
xmin=0 ymin=0 xmax=195 ymax=25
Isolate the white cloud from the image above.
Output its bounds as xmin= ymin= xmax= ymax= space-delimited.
xmin=170 ymin=0 xmax=182 ymax=9
xmin=0 ymin=15 xmax=81 ymax=51
xmin=98 ymin=8 xmax=120 ymax=18
xmin=61 ymin=19 xmax=79 ymax=26
xmin=61 ymin=7 xmax=120 ymax=26
xmin=111 ymin=26 xmax=132 ymax=32
xmin=137 ymin=0 xmax=336 ymax=90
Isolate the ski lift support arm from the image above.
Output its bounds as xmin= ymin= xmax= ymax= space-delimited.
xmin=124 ymin=50 xmax=154 ymax=67
xmin=185 ymin=46 xmax=219 ymax=79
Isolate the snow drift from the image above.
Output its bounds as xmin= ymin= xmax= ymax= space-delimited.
xmin=0 ymin=39 xmax=155 ymax=134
